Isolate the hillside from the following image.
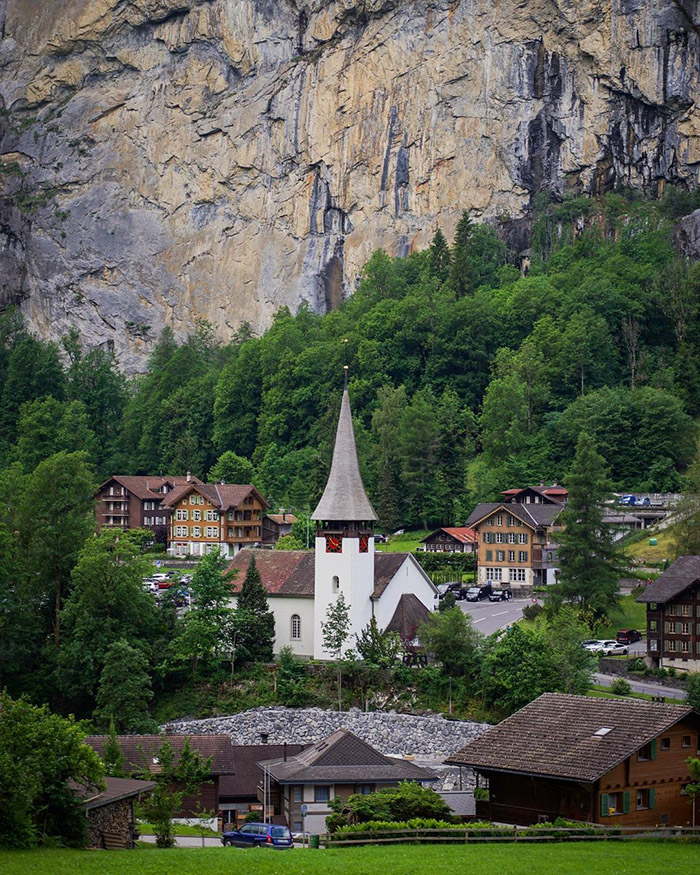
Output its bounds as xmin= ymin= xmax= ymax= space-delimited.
xmin=1 ymin=0 xmax=699 ymax=370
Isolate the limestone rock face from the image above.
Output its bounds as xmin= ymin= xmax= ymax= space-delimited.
xmin=1 ymin=1 xmax=698 ymax=371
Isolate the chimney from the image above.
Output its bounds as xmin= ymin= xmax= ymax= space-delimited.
xmin=283 ymin=742 xmax=287 ymax=761
xmin=260 ymin=732 xmax=268 ymax=744
xmin=186 ymin=471 xmax=192 ymax=482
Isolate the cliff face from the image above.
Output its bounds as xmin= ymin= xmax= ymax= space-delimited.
xmin=1 ymin=0 xmax=698 ymax=371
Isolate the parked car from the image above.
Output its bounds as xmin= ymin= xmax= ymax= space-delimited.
xmin=616 ymin=628 xmax=642 ymax=645
xmin=443 ymin=581 xmax=466 ymax=600
xmin=488 ymin=588 xmax=512 ymax=602
xmin=222 ymin=823 xmax=293 ymax=849
xmin=465 ymin=584 xmax=492 ymax=601
xmin=582 ymin=640 xmax=606 ymax=652
xmin=592 ymin=639 xmax=629 ymax=656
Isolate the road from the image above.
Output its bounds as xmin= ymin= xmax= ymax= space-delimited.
xmin=458 ymin=597 xmax=527 ymax=635
xmin=593 ymin=672 xmax=686 ymax=701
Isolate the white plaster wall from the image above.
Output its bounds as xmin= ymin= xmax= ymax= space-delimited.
xmin=228 ymin=595 xmax=315 ymax=658
xmin=372 ymin=556 xmax=436 ymax=632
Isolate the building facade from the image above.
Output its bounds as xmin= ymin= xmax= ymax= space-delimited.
xmin=447 ymin=693 xmax=700 ymax=827
xmin=163 ymin=483 xmax=269 ymax=559
xmin=262 ymin=512 xmax=298 ymax=546
xmin=638 ymin=556 xmax=700 ymax=673
xmin=420 ymin=527 xmax=478 ymax=553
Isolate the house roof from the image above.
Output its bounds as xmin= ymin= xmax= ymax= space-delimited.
xmin=463 ymin=502 xmax=562 ymax=530
xmin=385 ymin=593 xmax=431 ymax=641
xmin=259 ymin=729 xmax=436 ymax=784
xmin=312 ymin=389 xmax=377 ymax=523
xmin=78 ymin=776 xmax=156 ymax=810
xmin=445 ymin=693 xmax=698 ymax=783
xmin=266 ymin=513 xmax=298 ymax=526
xmin=218 ymin=745 xmax=306 ymax=799
xmin=161 ymin=483 xmax=269 ymax=511
xmin=636 ymin=555 xmax=700 ymax=604
xmin=99 ymin=475 xmax=203 ymax=501
xmin=421 ymin=527 xmax=478 ymax=545
xmin=502 ymin=485 xmax=568 ymax=503
xmin=228 ymin=549 xmax=430 ymax=599
xmin=84 ymin=735 xmax=237 ymax=776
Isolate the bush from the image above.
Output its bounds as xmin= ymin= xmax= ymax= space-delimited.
xmin=627 ymin=657 xmax=646 ymax=672
xmin=522 ymin=603 xmax=544 ymax=621
xmin=610 ymin=678 xmax=632 ymax=695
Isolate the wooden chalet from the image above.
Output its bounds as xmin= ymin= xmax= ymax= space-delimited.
xmin=420 ymin=527 xmax=478 ymax=554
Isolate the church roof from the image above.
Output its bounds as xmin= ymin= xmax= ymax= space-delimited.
xmin=227 ymin=549 xmax=423 ymax=599
xmin=385 ymin=593 xmax=432 ymax=641
xmin=312 ymin=389 xmax=377 ymax=522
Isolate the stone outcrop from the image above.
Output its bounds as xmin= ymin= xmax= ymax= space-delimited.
xmin=1 ymin=1 xmax=699 ymax=371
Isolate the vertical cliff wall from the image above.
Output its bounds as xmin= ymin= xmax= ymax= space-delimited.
xmin=1 ymin=0 xmax=698 ymax=371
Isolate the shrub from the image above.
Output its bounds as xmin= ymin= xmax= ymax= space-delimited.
xmin=610 ymin=678 xmax=632 ymax=695
xmin=522 ymin=603 xmax=544 ymax=621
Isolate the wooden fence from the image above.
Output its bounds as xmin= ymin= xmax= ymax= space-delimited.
xmin=322 ymin=825 xmax=700 ymax=847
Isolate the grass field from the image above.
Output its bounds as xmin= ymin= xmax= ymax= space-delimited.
xmin=596 ymin=595 xmax=647 ymax=638
xmin=376 ymin=530 xmax=432 ymax=553
xmin=137 ymin=823 xmax=219 ymax=837
xmin=622 ymin=526 xmax=676 ymax=564
xmin=1 ymin=841 xmax=697 ymax=874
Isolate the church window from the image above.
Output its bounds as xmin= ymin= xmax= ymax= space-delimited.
xmin=332 ymin=576 xmax=340 ymax=593
xmin=291 ymin=615 xmax=301 ymax=640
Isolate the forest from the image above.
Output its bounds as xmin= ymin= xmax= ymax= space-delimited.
xmin=1 ymin=189 xmax=699 ymax=533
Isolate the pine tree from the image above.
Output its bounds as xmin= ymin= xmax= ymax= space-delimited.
xmin=234 ymin=555 xmax=275 ymax=662
xmin=552 ymin=433 xmax=623 ymax=622
xmin=94 ymin=640 xmax=157 ymax=733
xmin=429 ymin=228 xmax=451 ymax=283
xmin=103 ymin=719 xmax=125 ymax=777
xmin=449 ymin=210 xmax=475 ymax=297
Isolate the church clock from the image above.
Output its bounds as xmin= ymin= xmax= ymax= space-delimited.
xmin=325 ymin=534 xmax=343 ymax=553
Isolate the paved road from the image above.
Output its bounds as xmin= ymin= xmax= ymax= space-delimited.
xmin=458 ymin=598 xmax=527 ymax=635
xmin=593 ymin=672 xmax=686 ymax=701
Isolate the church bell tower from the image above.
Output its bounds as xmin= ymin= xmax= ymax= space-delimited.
xmin=311 ymin=373 xmax=377 ymax=659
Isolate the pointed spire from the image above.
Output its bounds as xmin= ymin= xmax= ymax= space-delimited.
xmin=312 ymin=389 xmax=378 ymax=522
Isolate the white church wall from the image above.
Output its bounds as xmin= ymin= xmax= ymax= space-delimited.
xmin=372 ymin=556 xmax=437 ymax=632
xmin=229 ymin=595 xmax=315 ymax=659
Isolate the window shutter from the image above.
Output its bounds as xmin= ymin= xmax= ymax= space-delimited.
xmin=600 ymin=794 xmax=609 ymax=817
xmin=650 ymin=739 xmax=657 ymax=760
xmin=649 ymin=788 xmax=655 ymax=809
xmin=623 ymin=791 xmax=630 ymax=814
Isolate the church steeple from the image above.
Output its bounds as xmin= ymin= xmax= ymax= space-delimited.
xmin=312 ymin=388 xmax=377 ymax=524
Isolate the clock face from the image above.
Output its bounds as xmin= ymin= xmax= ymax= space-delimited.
xmin=359 ymin=534 xmax=369 ymax=553
xmin=325 ymin=535 xmax=343 ymax=553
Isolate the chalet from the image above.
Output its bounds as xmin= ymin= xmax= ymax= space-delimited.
xmin=637 ymin=555 xmax=700 ymax=673
xmin=258 ymin=729 xmax=436 ymax=834
xmin=446 ymin=693 xmax=700 ymax=827
xmin=218 ymin=744 xmax=304 ymax=826
xmin=262 ymin=512 xmax=298 ymax=546
xmin=162 ymin=482 xmax=269 ymax=559
xmin=464 ymin=485 xmax=565 ymax=587
xmin=420 ymin=527 xmax=478 ymax=554
xmin=85 ymin=734 xmax=236 ymax=818
xmin=95 ymin=474 xmax=203 ymax=542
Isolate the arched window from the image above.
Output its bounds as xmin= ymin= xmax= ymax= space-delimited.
xmin=332 ymin=575 xmax=340 ymax=593
xmin=291 ymin=614 xmax=301 ymax=640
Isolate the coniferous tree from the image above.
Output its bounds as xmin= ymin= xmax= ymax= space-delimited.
xmin=672 ymin=444 xmax=700 ymax=557
xmin=234 ymin=555 xmax=275 ymax=662
xmin=551 ymin=432 xmax=623 ymax=622
xmin=102 ymin=719 xmax=126 ymax=777
xmin=94 ymin=640 xmax=157 ymax=733
xmin=429 ymin=228 xmax=451 ymax=284
xmin=449 ymin=210 xmax=475 ymax=297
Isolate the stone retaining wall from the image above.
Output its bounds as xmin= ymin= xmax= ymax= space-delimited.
xmin=162 ymin=707 xmax=489 ymax=761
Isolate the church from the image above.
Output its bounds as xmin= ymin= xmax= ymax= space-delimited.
xmin=228 ymin=384 xmax=437 ymax=658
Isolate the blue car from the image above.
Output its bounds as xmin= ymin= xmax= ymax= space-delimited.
xmin=221 ymin=822 xmax=293 ymax=849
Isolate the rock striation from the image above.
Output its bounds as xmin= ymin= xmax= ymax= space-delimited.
xmin=1 ymin=1 xmax=699 ymax=370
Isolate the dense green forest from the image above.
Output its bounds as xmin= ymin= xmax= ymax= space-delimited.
xmin=1 ymin=190 xmax=700 ymax=535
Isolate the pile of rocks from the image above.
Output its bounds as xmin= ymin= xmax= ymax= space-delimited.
xmin=162 ymin=707 xmax=489 ymax=761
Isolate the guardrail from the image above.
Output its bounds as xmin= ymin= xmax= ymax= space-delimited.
xmin=322 ymin=825 xmax=700 ymax=846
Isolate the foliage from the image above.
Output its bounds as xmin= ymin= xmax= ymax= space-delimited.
xmin=522 ymin=603 xmax=544 ymax=621
xmin=418 ymin=607 xmax=482 ymax=680
xmin=102 ymin=720 xmax=125 ymax=778
xmin=136 ymin=738 xmax=211 ymax=848
xmin=327 ymin=782 xmax=454 ymax=832
xmin=355 ymin=617 xmax=402 ymax=666
xmin=321 ymin=592 xmax=351 ymax=660
xmin=94 ymin=640 xmax=157 ymax=733
xmin=686 ymin=673 xmax=700 ymax=710
xmin=231 ymin=555 xmax=275 ymax=664
xmin=550 ymin=433 xmax=623 ymax=622
xmin=274 ymin=533 xmax=305 ymax=550
xmin=0 ymin=694 xmax=105 ymax=849
xmin=610 ymin=678 xmax=632 ymax=696
xmin=208 ymin=450 xmax=254 ymax=484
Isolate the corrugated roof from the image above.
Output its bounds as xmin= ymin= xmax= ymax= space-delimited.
xmin=445 ymin=693 xmax=698 ymax=783
xmin=85 ymin=735 xmax=237 ymax=776
xmin=312 ymin=390 xmax=377 ymax=522
xmin=637 ymin=555 xmax=700 ymax=604
xmin=259 ymin=729 xmax=435 ymax=784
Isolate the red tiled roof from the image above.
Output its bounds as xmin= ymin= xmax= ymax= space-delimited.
xmin=228 ymin=549 xmax=427 ymax=599
xmin=85 ymin=735 xmax=237 ymax=776
xmin=99 ymin=475 xmax=203 ymax=501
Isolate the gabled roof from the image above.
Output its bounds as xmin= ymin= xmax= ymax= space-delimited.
xmin=502 ymin=485 xmax=567 ymax=504
xmin=421 ymin=527 xmax=478 ymax=545
xmin=445 ymin=693 xmax=698 ymax=783
xmin=227 ymin=549 xmax=432 ymax=599
xmin=218 ymin=744 xmax=306 ymax=799
xmin=85 ymin=735 xmax=236 ymax=776
xmin=78 ymin=776 xmax=156 ymax=810
xmin=161 ymin=483 xmax=269 ymax=511
xmin=385 ymin=593 xmax=431 ymax=641
xmin=636 ymin=555 xmax=700 ymax=604
xmin=99 ymin=474 xmax=203 ymax=501
xmin=266 ymin=513 xmax=298 ymax=526
xmin=312 ymin=389 xmax=377 ymax=522
xmin=259 ymin=728 xmax=435 ymax=784
xmin=463 ymin=502 xmax=562 ymax=530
